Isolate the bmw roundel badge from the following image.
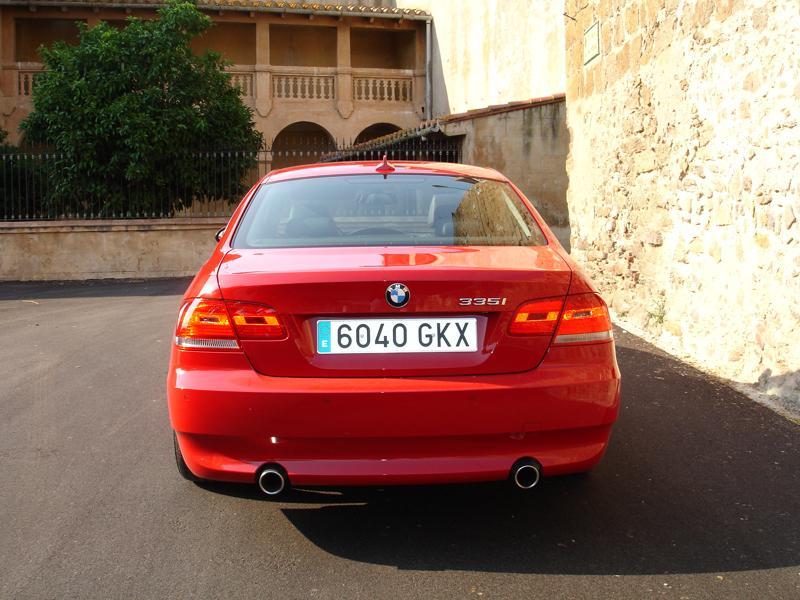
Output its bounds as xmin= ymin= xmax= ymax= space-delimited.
xmin=386 ymin=283 xmax=410 ymax=308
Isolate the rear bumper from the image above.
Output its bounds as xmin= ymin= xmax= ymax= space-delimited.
xmin=168 ymin=342 xmax=620 ymax=486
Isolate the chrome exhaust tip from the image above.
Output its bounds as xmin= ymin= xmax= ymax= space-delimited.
xmin=511 ymin=459 xmax=541 ymax=490
xmin=257 ymin=466 xmax=288 ymax=496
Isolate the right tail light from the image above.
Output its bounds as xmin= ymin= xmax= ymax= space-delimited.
xmin=510 ymin=293 xmax=612 ymax=344
xmin=553 ymin=293 xmax=612 ymax=344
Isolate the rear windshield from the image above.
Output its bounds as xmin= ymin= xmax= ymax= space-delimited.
xmin=232 ymin=174 xmax=547 ymax=248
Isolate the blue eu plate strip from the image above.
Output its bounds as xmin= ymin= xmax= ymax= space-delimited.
xmin=317 ymin=320 xmax=331 ymax=353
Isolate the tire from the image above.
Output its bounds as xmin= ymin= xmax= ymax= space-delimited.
xmin=173 ymin=431 xmax=199 ymax=482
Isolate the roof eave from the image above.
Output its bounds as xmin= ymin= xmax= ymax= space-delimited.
xmin=0 ymin=1 xmax=433 ymax=21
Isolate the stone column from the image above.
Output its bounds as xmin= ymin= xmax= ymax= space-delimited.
xmin=254 ymin=19 xmax=272 ymax=119
xmin=335 ymin=23 xmax=353 ymax=120
xmin=0 ymin=10 xmax=17 ymax=123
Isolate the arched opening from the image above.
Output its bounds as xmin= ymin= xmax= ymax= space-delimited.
xmin=271 ymin=122 xmax=335 ymax=170
xmin=354 ymin=123 xmax=402 ymax=145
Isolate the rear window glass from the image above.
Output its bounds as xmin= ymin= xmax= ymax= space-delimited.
xmin=232 ymin=174 xmax=547 ymax=248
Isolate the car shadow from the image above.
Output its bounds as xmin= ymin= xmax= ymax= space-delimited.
xmin=198 ymin=328 xmax=800 ymax=575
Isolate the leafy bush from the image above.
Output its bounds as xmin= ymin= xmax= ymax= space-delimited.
xmin=21 ymin=0 xmax=262 ymax=218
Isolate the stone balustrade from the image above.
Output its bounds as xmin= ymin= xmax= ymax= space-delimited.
xmin=272 ymin=73 xmax=336 ymax=101
xmin=17 ymin=69 xmax=44 ymax=97
xmin=11 ymin=64 xmax=417 ymax=108
xmin=353 ymin=76 xmax=413 ymax=102
xmin=227 ymin=71 xmax=255 ymax=98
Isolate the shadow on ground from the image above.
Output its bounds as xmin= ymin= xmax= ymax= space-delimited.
xmin=0 ymin=277 xmax=192 ymax=300
xmin=200 ymin=328 xmax=800 ymax=576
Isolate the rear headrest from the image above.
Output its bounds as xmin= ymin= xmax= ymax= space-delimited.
xmin=427 ymin=194 xmax=462 ymax=226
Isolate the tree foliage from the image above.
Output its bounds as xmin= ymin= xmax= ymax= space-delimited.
xmin=21 ymin=0 xmax=262 ymax=217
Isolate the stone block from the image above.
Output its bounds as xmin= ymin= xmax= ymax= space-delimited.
xmin=644 ymin=230 xmax=664 ymax=246
xmin=625 ymin=3 xmax=640 ymax=36
xmin=634 ymin=149 xmax=658 ymax=173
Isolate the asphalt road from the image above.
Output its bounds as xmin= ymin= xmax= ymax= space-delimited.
xmin=1 ymin=279 xmax=798 ymax=599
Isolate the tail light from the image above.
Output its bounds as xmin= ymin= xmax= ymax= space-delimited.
xmin=553 ymin=293 xmax=612 ymax=344
xmin=175 ymin=298 xmax=285 ymax=350
xmin=226 ymin=301 xmax=286 ymax=340
xmin=510 ymin=293 xmax=612 ymax=344
xmin=509 ymin=298 xmax=563 ymax=335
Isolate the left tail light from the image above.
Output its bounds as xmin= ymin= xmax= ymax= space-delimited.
xmin=175 ymin=298 xmax=285 ymax=350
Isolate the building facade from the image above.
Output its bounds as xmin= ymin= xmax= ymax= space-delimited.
xmin=0 ymin=0 xmax=431 ymax=162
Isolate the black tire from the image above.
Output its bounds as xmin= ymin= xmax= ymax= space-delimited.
xmin=173 ymin=431 xmax=199 ymax=482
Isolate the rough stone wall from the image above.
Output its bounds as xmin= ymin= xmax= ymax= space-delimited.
xmin=564 ymin=0 xmax=800 ymax=413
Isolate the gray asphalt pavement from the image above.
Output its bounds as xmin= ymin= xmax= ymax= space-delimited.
xmin=1 ymin=278 xmax=798 ymax=599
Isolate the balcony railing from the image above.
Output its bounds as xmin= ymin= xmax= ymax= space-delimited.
xmin=10 ymin=65 xmax=418 ymax=107
xmin=227 ymin=70 xmax=255 ymax=97
xmin=353 ymin=76 xmax=413 ymax=102
xmin=17 ymin=68 xmax=45 ymax=97
xmin=272 ymin=73 xmax=336 ymax=100
xmin=14 ymin=65 xmax=254 ymax=99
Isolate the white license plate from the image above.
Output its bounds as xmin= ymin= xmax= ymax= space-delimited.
xmin=316 ymin=317 xmax=478 ymax=354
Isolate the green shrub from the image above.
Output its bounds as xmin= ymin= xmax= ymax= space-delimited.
xmin=21 ymin=0 xmax=262 ymax=218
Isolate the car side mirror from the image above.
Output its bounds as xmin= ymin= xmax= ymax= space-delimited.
xmin=215 ymin=227 xmax=225 ymax=242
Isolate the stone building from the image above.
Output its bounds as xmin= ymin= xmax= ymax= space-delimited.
xmin=0 ymin=0 xmax=431 ymax=161
xmin=564 ymin=0 xmax=800 ymax=411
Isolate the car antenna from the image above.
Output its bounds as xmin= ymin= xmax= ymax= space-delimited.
xmin=375 ymin=153 xmax=395 ymax=178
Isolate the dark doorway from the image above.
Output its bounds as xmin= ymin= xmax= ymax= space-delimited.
xmin=271 ymin=122 xmax=335 ymax=170
xmin=354 ymin=123 xmax=402 ymax=145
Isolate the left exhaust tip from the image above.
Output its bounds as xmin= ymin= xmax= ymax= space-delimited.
xmin=257 ymin=465 xmax=288 ymax=496
xmin=510 ymin=458 xmax=542 ymax=490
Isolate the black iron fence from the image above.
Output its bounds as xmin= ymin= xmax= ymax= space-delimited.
xmin=1 ymin=134 xmax=462 ymax=221
xmin=1 ymin=149 xmax=266 ymax=221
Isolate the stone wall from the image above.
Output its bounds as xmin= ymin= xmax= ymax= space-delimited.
xmin=564 ymin=0 xmax=800 ymax=413
xmin=0 ymin=219 xmax=225 ymax=281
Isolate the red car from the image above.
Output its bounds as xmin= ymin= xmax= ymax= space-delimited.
xmin=167 ymin=160 xmax=620 ymax=496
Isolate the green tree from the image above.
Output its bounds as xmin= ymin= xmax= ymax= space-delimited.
xmin=21 ymin=0 xmax=262 ymax=218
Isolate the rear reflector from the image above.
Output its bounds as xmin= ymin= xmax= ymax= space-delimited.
xmin=554 ymin=330 xmax=613 ymax=344
xmin=553 ymin=293 xmax=612 ymax=345
xmin=175 ymin=298 xmax=285 ymax=350
xmin=175 ymin=337 xmax=239 ymax=349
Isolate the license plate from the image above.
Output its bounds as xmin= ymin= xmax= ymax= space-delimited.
xmin=316 ymin=317 xmax=478 ymax=354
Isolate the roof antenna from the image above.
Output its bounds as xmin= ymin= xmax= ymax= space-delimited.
xmin=375 ymin=153 xmax=395 ymax=177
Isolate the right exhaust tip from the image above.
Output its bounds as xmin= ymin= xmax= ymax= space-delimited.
xmin=511 ymin=459 xmax=541 ymax=490
xmin=257 ymin=466 xmax=288 ymax=496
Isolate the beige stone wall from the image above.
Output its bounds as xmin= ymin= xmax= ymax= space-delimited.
xmin=444 ymin=99 xmax=570 ymax=246
xmin=0 ymin=219 xmax=225 ymax=281
xmin=564 ymin=0 xmax=800 ymax=411
xmin=395 ymin=0 xmax=566 ymax=116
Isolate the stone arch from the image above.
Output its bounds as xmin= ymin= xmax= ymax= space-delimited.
xmin=270 ymin=121 xmax=335 ymax=170
xmin=354 ymin=122 xmax=402 ymax=145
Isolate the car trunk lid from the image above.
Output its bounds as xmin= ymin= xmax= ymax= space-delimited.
xmin=216 ymin=245 xmax=571 ymax=377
